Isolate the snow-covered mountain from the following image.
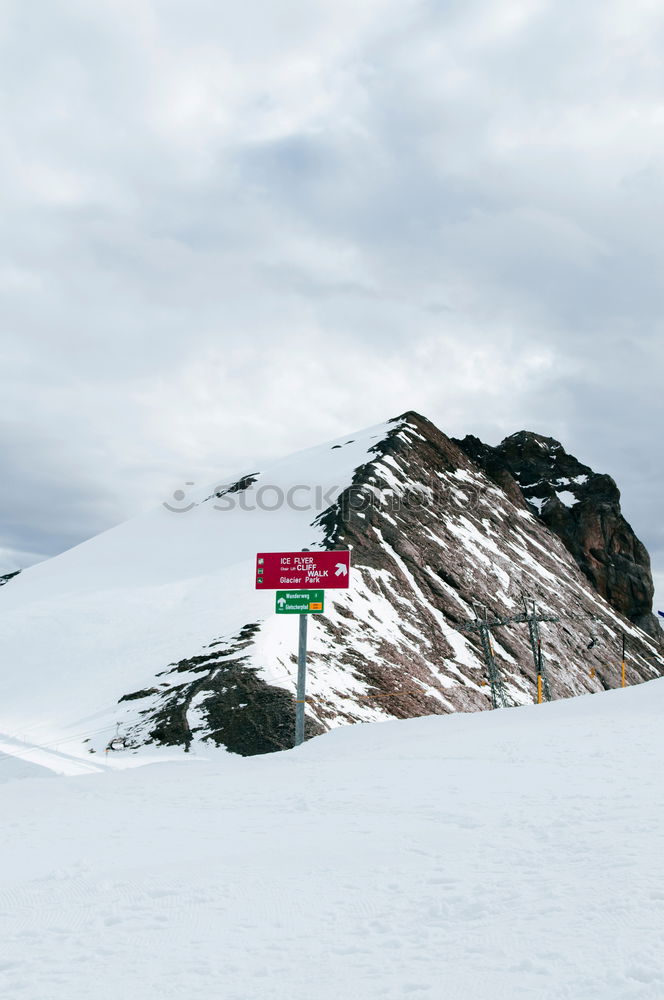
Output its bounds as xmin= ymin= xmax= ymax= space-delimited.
xmin=0 ymin=412 xmax=661 ymax=762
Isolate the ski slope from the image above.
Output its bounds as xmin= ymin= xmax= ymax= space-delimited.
xmin=1 ymin=680 xmax=663 ymax=999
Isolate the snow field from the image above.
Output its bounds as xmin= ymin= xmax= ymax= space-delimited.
xmin=1 ymin=680 xmax=663 ymax=999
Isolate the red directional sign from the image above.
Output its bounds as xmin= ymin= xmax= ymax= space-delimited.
xmin=255 ymin=550 xmax=350 ymax=590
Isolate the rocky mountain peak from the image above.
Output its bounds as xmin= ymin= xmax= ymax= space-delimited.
xmin=454 ymin=430 xmax=658 ymax=637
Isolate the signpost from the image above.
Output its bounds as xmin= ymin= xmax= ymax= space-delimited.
xmin=255 ymin=550 xmax=350 ymax=590
xmin=276 ymin=590 xmax=324 ymax=614
xmin=256 ymin=550 xmax=350 ymax=747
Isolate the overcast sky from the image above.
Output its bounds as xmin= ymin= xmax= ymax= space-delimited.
xmin=1 ymin=0 xmax=663 ymax=607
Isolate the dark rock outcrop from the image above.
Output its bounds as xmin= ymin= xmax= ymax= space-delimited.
xmin=123 ymin=623 xmax=325 ymax=756
xmin=454 ymin=430 xmax=659 ymax=638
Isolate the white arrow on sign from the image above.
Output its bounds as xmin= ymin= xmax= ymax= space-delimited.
xmin=335 ymin=563 xmax=348 ymax=577
xmin=277 ymin=597 xmax=287 ymax=607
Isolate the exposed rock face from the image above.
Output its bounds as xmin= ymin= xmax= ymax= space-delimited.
xmin=124 ymin=623 xmax=325 ymax=755
xmin=454 ymin=431 xmax=659 ymax=638
xmin=0 ymin=570 xmax=19 ymax=587
xmin=120 ymin=412 xmax=662 ymax=755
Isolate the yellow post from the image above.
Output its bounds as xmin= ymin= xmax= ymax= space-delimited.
xmin=537 ymin=673 xmax=543 ymax=704
xmin=621 ymin=659 xmax=626 ymax=688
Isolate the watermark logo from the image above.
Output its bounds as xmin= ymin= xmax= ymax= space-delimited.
xmin=162 ymin=479 xmax=484 ymax=516
xmin=163 ymin=482 xmax=197 ymax=513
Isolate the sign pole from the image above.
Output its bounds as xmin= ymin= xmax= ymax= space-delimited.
xmin=254 ymin=548 xmax=350 ymax=747
xmin=295 ymin=612 xmax=308 ymax=747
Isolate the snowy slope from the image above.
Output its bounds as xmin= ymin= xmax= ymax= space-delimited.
xmin=0 ymin=421 xmax=393 ymax=753
xmin=0 ymin=412 xmax=661 ymax=765
xmin=1 ymin=680 xmax=663 ymax=1000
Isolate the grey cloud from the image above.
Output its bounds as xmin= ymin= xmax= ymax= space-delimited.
xmin=0 ymin=429 xmax=123 ymax=565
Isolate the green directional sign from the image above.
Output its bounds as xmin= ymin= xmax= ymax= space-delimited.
xmin=275 ymin=590 xmax=325 ymax=615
